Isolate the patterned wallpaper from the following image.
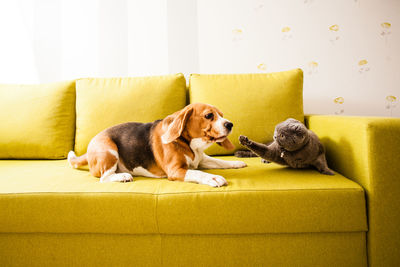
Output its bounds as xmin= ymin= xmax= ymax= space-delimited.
xmin=197 ymin=0 xmax=400 ymax=117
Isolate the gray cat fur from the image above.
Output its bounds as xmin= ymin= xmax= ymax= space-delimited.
xmin=238 ymin=118 xmax=334 ymax=175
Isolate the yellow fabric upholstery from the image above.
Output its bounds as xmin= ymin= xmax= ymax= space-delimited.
xmin=0 ymin=232 xmax=366 ymax=267
xmin=306 ymin=115 xmax=400 ymax=267
xmin=189 ymin=69 xmax=304 ymax=155
xmin=162 ymin=232 xmax=366 ymax=267
xmin=3 ymin=72 xmax=398 ymax=266
xmin=0 ymin=157 xmax=366 ymax=235
xmin=0 ymin=233 xmax=161 ymax=267
xmin=74 ymin=74 xmax=186 ymax=155
xmin=0 ymin=81 xmax=75 ymax=159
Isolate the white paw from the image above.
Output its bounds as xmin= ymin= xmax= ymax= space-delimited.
xmin=201 ymin=174 xmax=227 ymax=187
xmin=184 ymin=170 xmax=228 ymax=187
xmin=67 ymin=150 xmax=76 ymax=160
xmin=67 ymin=151 xmax=77 ymax=168
xmin=110 ymin=173 xmax=133 ymax=183
xmin=230 ymin=161 xmax=247 ymax=169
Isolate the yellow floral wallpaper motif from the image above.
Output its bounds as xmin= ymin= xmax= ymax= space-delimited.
xmin=329 ymin=24 xmax=340 ymax=44
xmin=381 ymin=22 xmax=391 ymax=35
xmin=380 ymin=22 xmax=392 ymax=44
xmin=307 ymin=61 xmax=318 ymax=75
xmin=329 ymin=24 xmax=339 ymax=31
xmin=386 ymin=95 xmax=397 ymax=116
xmin=334 ymin=97 xmax=345 ymax=115
xmin=358 ymin=59 xmax=370 ymax=74
xmin=257 ymin=63 xmax=267 ymax=71
xmin=281 ymin=26 xmax=292 ymax=40
xmin=232 ymin=28 xmax=243 ymax=42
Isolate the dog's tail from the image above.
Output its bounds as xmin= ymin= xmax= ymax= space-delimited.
xmin=68 ymin=151 xmax=88 ymax=168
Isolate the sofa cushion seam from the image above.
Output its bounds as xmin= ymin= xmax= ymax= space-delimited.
xmin=0 ymin=188 xmax=364 ymax=196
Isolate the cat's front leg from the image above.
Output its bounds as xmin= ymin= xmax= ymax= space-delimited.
xmin=313 ymin=154 xmax=335 ymax=175
xmin=239 ymin=135 xmax=286 ymax=165
xmin=239 ymin=135 xmax=268 ymax=156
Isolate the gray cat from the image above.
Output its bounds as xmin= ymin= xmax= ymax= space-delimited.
xmin=238 ymin=118 xmax=334 ymax=175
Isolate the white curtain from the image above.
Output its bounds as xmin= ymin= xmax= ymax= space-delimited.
xmin=0 ymin=0 xmax=198 ymax=83
xmin=0 ymin=1 xmax=39 ymax=83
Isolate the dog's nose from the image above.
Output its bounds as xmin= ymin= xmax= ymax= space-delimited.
xmin=224 ymin=122 xmax=233 ymax=131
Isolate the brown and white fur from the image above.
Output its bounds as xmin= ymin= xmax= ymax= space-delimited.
xmin=68 ymin=103 xmax=247 ymax=187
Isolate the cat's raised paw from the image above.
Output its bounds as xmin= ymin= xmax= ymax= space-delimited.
xmin=239 ymin=135 xmax=252 ymax=146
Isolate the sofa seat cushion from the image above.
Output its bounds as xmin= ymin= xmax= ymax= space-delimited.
xmin=0 ymin=157 xmax=367 ymax=235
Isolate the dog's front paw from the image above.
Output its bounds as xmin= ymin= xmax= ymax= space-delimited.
xmin=239 ymin=135 xmax=252 ymax=146
xmin=201 ymin=174 xmax=228 ymax=187
xmin=184 ymin=170 xmax=228 ymax=187
xmin=110 ymin=173 xmax=134 ymax=183
xmin=230 ymin=161 xmax=247 ymax=169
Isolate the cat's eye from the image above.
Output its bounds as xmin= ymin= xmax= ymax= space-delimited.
xmin=205 ymin=113 xmax=214 ymax=120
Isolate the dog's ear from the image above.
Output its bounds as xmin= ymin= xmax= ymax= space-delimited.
xmin=218 ymin=138 xmax=235 ymax=150
xmin=161 ymin=106 xmax=193 ymax=144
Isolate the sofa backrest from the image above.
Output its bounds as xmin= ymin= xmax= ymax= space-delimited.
xmin=189 ymin=69 xmax=304 ymax=155
xmin=0 ymin=70 xmax=304 ymax=158
xmin=0 ymin=81 xmax=76 ymax=159
xmin=74 ymin=74 xmax=186 ymax=155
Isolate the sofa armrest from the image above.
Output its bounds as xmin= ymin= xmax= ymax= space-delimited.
xmin=305 ymin=115 xmax=400 ymax=267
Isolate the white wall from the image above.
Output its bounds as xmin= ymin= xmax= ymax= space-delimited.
xmin=0 ymin=0 xmax=398 ymax=117
xmin=60 ymin=0 xmax=99 ymax=80
xmin=0 ymin=0 xmax=170 ymax=83
xmin=0 ymin=1 xmax=39 ymax=83
xmin=196 ymin=0 xmax=400 ymax=117
xmin=167 ymin=0 xmax=199 ymax=77
xmin=127 ymin=0 xmax=169 ymax=76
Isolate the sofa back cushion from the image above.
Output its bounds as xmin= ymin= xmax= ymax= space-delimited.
xmin=189 ymin=69 xmax=304 ymax=155
xmin=0 ymin=81 xmax=76 ymax=159
xmin=74 ymin=74 xmax=186 ymax=155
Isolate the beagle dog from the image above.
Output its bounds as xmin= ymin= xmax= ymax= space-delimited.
xmin=68 ymin=103 xmax=247 ymax=187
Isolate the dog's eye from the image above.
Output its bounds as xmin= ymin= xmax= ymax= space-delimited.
xmin=205 ymin=113 xmax=214 ymax=120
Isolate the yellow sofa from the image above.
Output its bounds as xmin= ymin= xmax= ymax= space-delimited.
xmin=0 ymin=71 xmax=399 ymax=267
